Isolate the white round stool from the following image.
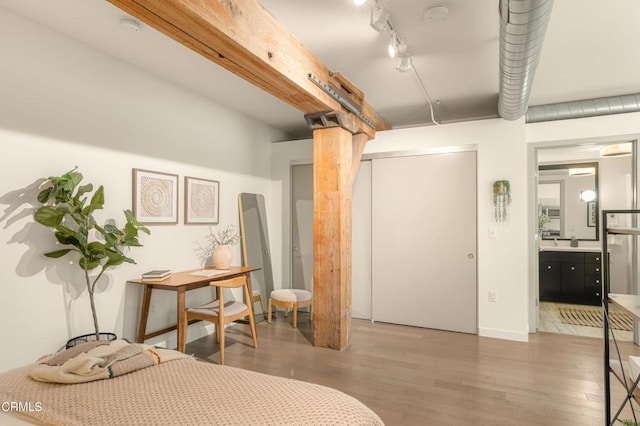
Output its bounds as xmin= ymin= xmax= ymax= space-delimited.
xmin=268 ymin=289 xmax=312 ymax=328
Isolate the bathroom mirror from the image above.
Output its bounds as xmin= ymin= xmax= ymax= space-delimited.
xmin=238 ymin=193 xmax=274 ymax=318
xmin=538 ymin=162 xmax=599 ymax=241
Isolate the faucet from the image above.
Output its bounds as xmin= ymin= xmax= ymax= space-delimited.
xmin=553 ymin=237 xmax=558 ymax=247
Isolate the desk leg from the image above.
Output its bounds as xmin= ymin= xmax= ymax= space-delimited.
xmin=177 ymin=287 xmax=186 ymax=352
xmin=137 ymin=286 xmax=153 ymax=343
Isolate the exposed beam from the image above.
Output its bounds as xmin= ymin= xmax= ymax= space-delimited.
xmin=107 ymin=0 xmax=391 ymax=138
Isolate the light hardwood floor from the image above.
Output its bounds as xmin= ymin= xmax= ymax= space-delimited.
xmin=538 ymin=301 xmax=634 ymax=342
xmin=186 ymin=313 xmax=640 ymax=425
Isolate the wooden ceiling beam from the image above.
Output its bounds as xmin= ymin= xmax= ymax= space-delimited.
xmin=107 ymin=0 xmax=391 ymax=138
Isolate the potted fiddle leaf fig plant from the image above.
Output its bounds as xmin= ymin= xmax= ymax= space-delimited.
xmin=34 ymin=168 xmax=150 ymax=345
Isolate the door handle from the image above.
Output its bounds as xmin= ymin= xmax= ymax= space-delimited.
xmin=467 ymin=253 xmax=474 ymax=259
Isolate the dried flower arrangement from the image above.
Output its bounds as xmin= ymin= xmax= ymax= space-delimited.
xmin=194 ymin=224 xmax=240 ymax=263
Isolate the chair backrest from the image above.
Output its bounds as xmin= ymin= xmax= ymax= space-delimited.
xmin=209 ymin=276 xmax=246 ymax=289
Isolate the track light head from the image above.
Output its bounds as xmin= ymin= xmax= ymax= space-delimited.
xmin=396 ymin=54 xmax=412 ymax=72
xmin=370 ymin=7 xmax=390 ymax=32
xmin=387 ymin=34 xmax=398 ymax=58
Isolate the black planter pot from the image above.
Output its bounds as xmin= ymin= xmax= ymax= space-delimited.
xmin=65 ymin=332 xmax=117 ymax=349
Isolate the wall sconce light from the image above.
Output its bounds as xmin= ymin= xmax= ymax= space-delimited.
xmin=600 ymin=143 xmax=632 ymax=157
xmin=568 ymin=167 xmax=595 ymax=176
xmin=579 ymin=189 xmax=596 ymax=202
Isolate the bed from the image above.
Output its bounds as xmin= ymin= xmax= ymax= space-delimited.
xmin=0 ymin=340 xmax=383 ymax=425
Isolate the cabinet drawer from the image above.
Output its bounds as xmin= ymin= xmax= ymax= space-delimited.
xmin=585 ymin=264 xmax=602 ymax=275
xmin=585 ymin=252 xmax=602 ymax=264
xmin=585 ymin=273 xmax=602 ymax=287
xmin=584 ymin=286 xmax=602 ymax=306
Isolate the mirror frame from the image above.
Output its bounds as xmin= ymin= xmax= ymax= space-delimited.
xmin=238 ymin=193 xmax=275 ymax=318
xmin=538 ymin=162 xmax=599 ymax=241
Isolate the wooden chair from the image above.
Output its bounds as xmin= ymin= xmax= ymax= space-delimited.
xmin=252 ymin=290 xmax=267 ymax=320
xmin=180 ymin=276 xmax=257 ymax=365
xmin=268 ymin=289 xmax=313 ymax=328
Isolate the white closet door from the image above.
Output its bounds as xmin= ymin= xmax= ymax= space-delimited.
xmin=291 ymin=164 xmax=314 ymax=292
xmin=291 ymin=163 xmax=372 ymax=320
xmin=352 ymin=161 xmax=372 ymax=319
xmin=372 ymin=151 xmax=477 ymax=333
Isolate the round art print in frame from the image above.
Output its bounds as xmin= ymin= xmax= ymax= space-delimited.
xmin=185 ymin=176 xmax=220 ymax=224
xmin=132 ymin=168 xmax=179 ymax=224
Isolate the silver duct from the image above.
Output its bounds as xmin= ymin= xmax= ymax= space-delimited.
xmin=498 ymin=0 xmax=554 ymax=120
xmin=526 ymin=94 xmax=640 ymax=123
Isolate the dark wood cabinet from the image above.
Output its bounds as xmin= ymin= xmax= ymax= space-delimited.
xmin=539 ymin=258 xmax=560 ymax=301
xmin=539 ymin=250 xmax=602 ymax=305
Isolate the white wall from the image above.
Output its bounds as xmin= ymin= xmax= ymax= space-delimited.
xmin=272 ymin=119 xmax=530 ymax=342
xmin=0 ymin=7 xmax=283 ymax=371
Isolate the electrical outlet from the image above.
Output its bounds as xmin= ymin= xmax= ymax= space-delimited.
xmin=488 ymin=291 xmax=497 ymax=302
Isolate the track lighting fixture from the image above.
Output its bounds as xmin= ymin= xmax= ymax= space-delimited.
xmin=360 ymin=0 xmax=439 ymax=123
xmin=370 ymin=6 xmax=390 ymax=32
xmin=387 ymin=32 xmax=398 ymax=58
xmin=396 ymin=54 xmax=412 ymax=72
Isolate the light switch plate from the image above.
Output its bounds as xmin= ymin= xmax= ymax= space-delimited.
xmin=488 ymin=227 xmax=497 ymax=239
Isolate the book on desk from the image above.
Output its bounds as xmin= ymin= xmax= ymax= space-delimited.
xmin=141 ymin=270 xmax=171 ymax=280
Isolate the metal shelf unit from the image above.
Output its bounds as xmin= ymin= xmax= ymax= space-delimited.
xmin=603 ymin=209 xmax=640 ymax=425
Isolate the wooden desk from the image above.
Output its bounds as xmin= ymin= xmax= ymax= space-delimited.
xmin=128 ymin=266 xmax=259 ymax=351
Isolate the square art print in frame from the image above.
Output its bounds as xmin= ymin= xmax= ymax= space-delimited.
xmin=185 ymin=176 xmax=220 ymax=224
xmin=132 ymin=169 xmax=179 ymax=224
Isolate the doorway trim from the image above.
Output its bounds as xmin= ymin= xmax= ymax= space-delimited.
xmin=527 ymin=138 xmax=639 ymax=335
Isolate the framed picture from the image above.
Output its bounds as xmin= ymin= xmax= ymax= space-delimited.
xmin=132 ymin=169 xmax=179 ymax=224
xmin=587 ymin=201 xmax=596 ymax=227
xmin=185 ymin=176 xmax=220 ymax=224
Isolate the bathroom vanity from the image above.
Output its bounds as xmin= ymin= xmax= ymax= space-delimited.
xmin=538 ymin=247 xmax=603 ymax=306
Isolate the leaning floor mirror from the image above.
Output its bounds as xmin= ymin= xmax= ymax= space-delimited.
xmin=238 ymin=193 xmax=274 ymax=320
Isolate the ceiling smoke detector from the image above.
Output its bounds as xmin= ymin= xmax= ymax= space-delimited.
xmin=424 ymin=4 xmax=449 ymax=22
xmin=119 ymin=18 xmax=141 ymax=32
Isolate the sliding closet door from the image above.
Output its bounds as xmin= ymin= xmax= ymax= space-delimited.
xmin=352 ymin=161 xmax=372 ymax=319
xmin=291 ymin=164 xmax=314 ymax=292
xmin=372 ymin=151 xmax=477 ymax=333
xmin=291 ymin=163 xmax=373 ymax=319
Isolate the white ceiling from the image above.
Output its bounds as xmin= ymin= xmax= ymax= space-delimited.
xmin=2 ymin=0 xmax=640 ymax=140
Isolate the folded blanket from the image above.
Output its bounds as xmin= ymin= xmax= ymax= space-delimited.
xmin=29 ymin=339 xmax=189 ymax=384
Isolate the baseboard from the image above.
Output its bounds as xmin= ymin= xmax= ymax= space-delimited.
xmin=478 ymin=327 xmax=529 ymax=342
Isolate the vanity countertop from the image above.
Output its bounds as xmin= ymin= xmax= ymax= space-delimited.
xmin=539 ymin=246 xmax=602 ymax=253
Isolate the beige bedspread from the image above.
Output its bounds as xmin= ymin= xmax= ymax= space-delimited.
xmin=0 ymin=355 xmax=384 ymax=425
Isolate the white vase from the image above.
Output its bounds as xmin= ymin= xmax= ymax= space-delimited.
xmin=212 ymin=245 xmax=233 ymax=269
